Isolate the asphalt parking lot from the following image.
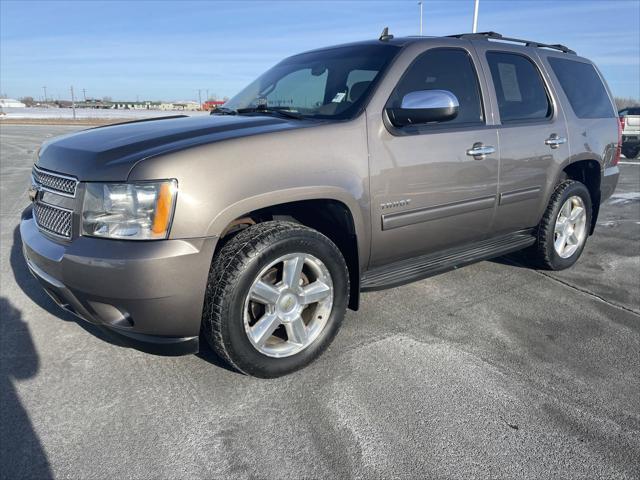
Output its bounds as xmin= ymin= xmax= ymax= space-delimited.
xmin=1 ymin=124 xmax=639 ymax=479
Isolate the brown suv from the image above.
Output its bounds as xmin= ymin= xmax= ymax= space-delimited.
xmin=22 ymin=31 xmax=620 ymax=377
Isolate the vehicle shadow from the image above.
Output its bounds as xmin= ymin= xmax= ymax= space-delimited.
xmin=11 ymin=225 xmax=236 ymax=373
xmin=10 ymin=225 xmax=121 ymax=347
xmin=195 ymin=340 xmax=237 ymax=373
xmin=0 ymin=297 xmax=53 ymax=479
xmin=490 ymin=251 xmax=534 ymax=270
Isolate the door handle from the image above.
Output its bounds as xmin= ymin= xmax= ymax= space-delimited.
xmin=466 ymin=143 xmax=496 ymax=160
xmin=545 ymin=134 xmax=567 ymax=149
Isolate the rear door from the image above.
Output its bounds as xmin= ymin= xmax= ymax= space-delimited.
xmin=473 ymin=44 xmax=571 ymax=234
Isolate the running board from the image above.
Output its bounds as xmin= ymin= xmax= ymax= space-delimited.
xmin=361 ymin=230 xmax=536 ymax=291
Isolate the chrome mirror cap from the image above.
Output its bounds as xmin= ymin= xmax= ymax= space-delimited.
xmin=400 ymin=89 xmax=459 ymax=110
xmin=387 ymin=89 xmax=459 ymax=127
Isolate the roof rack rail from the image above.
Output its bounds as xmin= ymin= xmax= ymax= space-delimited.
xmin=448 ymin=31 xmax=576 ymax=55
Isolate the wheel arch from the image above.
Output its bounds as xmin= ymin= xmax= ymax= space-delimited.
xmin=559 ymin=159 xmax=602 ymax=234
xmin=207 ymin=188 xmax=367 ymax=311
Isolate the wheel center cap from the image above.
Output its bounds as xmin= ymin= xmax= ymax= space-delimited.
xmin=278 ymin=293 xmax=298 ymax=314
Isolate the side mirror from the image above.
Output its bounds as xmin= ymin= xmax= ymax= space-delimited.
xmin=387 ymin=90 xmax=459 ymax=127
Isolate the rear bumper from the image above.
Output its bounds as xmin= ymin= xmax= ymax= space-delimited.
xmin=20 ymin=206 xmax=217 ymax=355
xmin=601 ymin=165 xmax=620 ymax=202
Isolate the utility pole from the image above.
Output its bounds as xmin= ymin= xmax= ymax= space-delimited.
xmin=42 ymin=86 xmax=47 ymax=103
xmin=418 ymin=1 xmax=423 ymax=35
xmin=82 ymin=88 xmax=87 ymax=101
xmin=70 ymin=86 xmax=76 ymax=120
xmin=206 ymin=89 xmax=209 ymax=101
xmin=198 ymin=89 xmax=202 ymax=108
xmin=472 ymin=0 xmax=480 ymax=33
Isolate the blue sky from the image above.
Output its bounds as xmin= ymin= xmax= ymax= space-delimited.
xmin=1 ymin=0 xmax=638 ymax=101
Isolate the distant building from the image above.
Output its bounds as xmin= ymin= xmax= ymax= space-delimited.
xmin=203 ymin=100 xmax=225 ymax=111
xmin=77 ymin=100 xmax=113 ymax=109
xmin=112 ymin=101 xmax=161 ymax=110
xmin=169 ymin=101 xmax=201 ymax=111
xmin=0 ymin=98 xmax=26 ymax=108
xmin=65 ymin=99 xmax=207 ymax=111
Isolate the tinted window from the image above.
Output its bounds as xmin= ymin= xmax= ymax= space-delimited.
xmin=486 ymin=52 xmax=552 ymax=122
xmin=548 ymin=57 xmax=614 ymax=118
xmin=388 ymin=48 xmax=483 ymax=125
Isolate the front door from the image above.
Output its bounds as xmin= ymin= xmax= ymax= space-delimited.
xmin=367 ymin=45 xmax=499 ymax=267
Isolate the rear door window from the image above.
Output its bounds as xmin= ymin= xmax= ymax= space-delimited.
xmin=547 ymin=57 xmax=615 ymax=119
xmin=486 ymin=52 xmax=552 ymax=123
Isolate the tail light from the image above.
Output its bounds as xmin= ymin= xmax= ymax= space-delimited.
xmin=613 ymin=118 xmax=622 ymax=166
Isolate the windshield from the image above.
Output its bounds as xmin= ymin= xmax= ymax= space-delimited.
xmin=222 ymin=44 xmax=400 ymax=120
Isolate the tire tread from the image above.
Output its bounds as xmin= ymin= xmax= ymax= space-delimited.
xmin=201 ymin=221 xmax=348 ymax=376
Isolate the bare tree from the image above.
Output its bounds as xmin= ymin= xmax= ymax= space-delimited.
xmin=20 ymin=96 xmax=36 ymax=107
xmin=614 ymin=97 xmax=640 ymax=111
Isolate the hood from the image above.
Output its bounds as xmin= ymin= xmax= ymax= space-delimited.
xmin=36 ymin=114 xmax=307 ymax=181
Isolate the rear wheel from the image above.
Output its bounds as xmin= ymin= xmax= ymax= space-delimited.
xmin=201 ymin=221 xmax=349 ymax=378
xmin=529 ymin=180 xmax=592 ymax=270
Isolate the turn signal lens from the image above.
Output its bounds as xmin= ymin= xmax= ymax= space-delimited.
xmin=152 ymin=182 xmax=174 ymax=234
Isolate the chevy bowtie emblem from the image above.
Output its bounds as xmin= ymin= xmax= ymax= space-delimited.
xmin=28 ymin=183 xmax=41 ymax=202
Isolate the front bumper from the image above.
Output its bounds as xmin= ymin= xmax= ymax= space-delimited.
xmin=20 ymin=206 xmax=217 ymax=355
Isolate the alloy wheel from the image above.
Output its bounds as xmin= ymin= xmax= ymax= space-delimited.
xmin=554 ymin=195 xmax=587 ymax=259
xmin=243 ymin=253 xmax=334 ymax=358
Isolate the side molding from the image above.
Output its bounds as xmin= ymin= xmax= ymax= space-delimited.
xmin=498 ymin=186 xmax=542 ymax=206
xmin=382 ymin=195 xmax=496 ymax=230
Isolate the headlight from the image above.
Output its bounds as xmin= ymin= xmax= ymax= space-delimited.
xmin=82 ymin=180 xmax=177 ymax=240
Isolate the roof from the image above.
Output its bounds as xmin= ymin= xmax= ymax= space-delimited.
xmin=296 ymin=31 xmax=576 ymax=57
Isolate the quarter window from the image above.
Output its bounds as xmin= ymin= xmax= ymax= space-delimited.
xmin=388 ymin=48 xmax=484 ymax=125
xmin=486 ymin=52 xmax=552 ymax=123
xmin=547 ymin=57 xmax=615 ymax=119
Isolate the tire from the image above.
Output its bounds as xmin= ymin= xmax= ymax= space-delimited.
xmin=529 ymin=180 xmax=592 ymax=270
xmin=621 ymin=145 xmax=640 ymax=159
xmin=201 ymin=221 xmax=349 ymax=378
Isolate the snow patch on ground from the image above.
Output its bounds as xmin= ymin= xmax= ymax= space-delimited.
xmin=0 ymin=107 xmax=209 ymax=120
xmin=608 ymin=191 xmax=640 ymax=205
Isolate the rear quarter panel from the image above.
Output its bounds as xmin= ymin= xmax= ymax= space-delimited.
xmin=537 ymin=51 xmax=619 ymax=197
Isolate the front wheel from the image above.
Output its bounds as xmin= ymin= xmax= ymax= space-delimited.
xmin=201 ymin=221 xmax=349 ymax=378
xmin=529 ymin=180 xmax=592 ymax=270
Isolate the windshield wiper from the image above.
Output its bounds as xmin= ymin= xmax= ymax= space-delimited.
xmin=211 ymin=107 xmax=237 ymax=116
xmin=236 ymin=106 xmax=304 ymax=120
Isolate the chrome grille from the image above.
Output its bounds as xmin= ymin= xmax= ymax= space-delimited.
xmin=32 ymin=166 xmax=78 ymax=197
xmin=34 ymin=202 xmax=73 ymax=238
